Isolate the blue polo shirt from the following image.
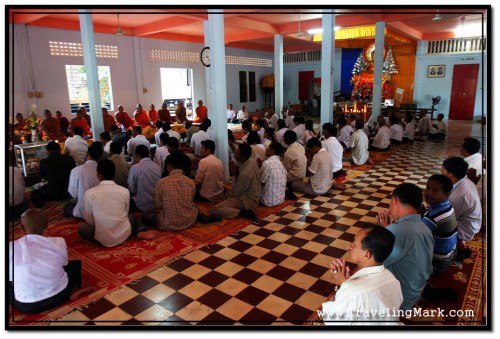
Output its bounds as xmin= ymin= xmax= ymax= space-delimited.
xmin=385 ymin=214 xmax=434 ymax=311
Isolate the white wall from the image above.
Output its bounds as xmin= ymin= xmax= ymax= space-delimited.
xmin=413 ymin=40 xmax=486 ymax=120
xmin=10 ymin=25 xmax=273 ymax=120
xmin=282 ymin=48 xmax=342 ymax=107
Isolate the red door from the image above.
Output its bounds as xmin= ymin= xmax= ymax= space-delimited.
xmin=449 ymin=64 xmax=479 ymax=120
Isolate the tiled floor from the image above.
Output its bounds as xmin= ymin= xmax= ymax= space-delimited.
xmin=50 ymin=120 xmax=485 ymax=326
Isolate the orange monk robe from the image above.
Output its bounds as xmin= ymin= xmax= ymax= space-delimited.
xmin=195 ymin=105 xmax=208 ymax=122
xmin=103 ymin=114 xmax=117 ymax=132
xmin=176 ymin=107 xmax=187 ymax=123
xmin=71 ymin=117 xmax=91 ymax=136
xmin=148 ymin=109 xmax=158 ymax=124
xmin=158 ymin=109 xmax=172 ymax=123
xmin=134 ymin=110 xmax=151 ymax=128
xmin=115 ymin=111 xmax=134 ymax=130
xmin=40 ymin=117 xmax=62 ymax=140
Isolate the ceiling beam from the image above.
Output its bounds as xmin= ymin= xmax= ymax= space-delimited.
xmin=145 ymin=32 xmax=204 ymax=44
xmin=225 ymin=16 xmax=278 ymax=34
xmin=225 ymin=30 xmax=273 ymax=43
xmin=226 ymin=41 xmax=273 ymax=53
xmin=132 ymin=16 xmax=202 ymax=36
xmin=10 ymin=13 xmax=50 ymax=24
xmin=387 ymin=21 xmax=423 ymax=40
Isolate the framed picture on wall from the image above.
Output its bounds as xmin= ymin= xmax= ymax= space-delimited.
xmin=428 ymin=65 xmax=445 ymax=78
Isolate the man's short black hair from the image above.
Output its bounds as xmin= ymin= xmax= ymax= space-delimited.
xmin=109 ymin=141 xmax=122 ymax=155
xmin=238 ymin=143 xmax=252 ymax=160
xmin=165 ymin=151 xmax=188 ymax=171
xmin=442 ymin=157 xmax=468 ymax=180
xmin=256 ymin=119 xmax=265 ymax=128
xmin=155 ymin=121 xmax=163 ymax=129
xmin=268 ymin=141 xmax=283 ymax=156
xmin=246 ymin=131 xmax=261 ymax=145
xmin=46 ymin=141 xmax=61 ymax=152
xmin=133 ymin=126 xmax=142 ymax=134
xmin=200 ymin=122 xmax=208 ymax=132
xmin=355 ymin=119 xmax=364 ymax=130
xmin=163 ymin=122 xmax=171 ymax=131
xmin=427 ymin=174 xmax=454 ymax=194
xmin=462 ymin=137 xmax=481 ymax=155
xmin=100 ymin=131 xmax=111 ymax=142
xmin=110 ymin=125 xmax=120 ymax=133
xmin=185 ymin=120 xmax=193 ymax=129
xmin=241 ymin=120 xmax=252 ymax=132
xmin=277 ymin=119 xmax=286 ymax=129
xmin=167 ymin=137 xmax=180 ymax=149
xmin=88 ymin=141 xmax=104 ymax=161
xmin=201 ymin=139 xmax=216 ymax=154
xmin=135 ymin=144 xmax=150 ymax=159
xmin=361 ymin=224 xmax=396 ymax=264
xmin=389 ymin=115 xmax=399 ymax=125
xmin=392 ymin=183 xmax=423 ymax=211
xmin=97 ymin=159 xmax=115 ymax=180
xmin=337 ymin=117 xmax=347 ymax=126
xmin=73 ymin=126 xmax=84 ymax=136
xmin=203 ymin=118 xmax=212 ymax=127
xmin=265 ymin=127 xmax=275 ymax=139
xmin=306 ymin=137 xmax=322 ymax=150
xmin=159 ymin=133 xmax=169 ymax=146
xmin=283 ymin=130 xmax=297 ymax=145
xmin=322 ymin=122 xmax=336 ymax=136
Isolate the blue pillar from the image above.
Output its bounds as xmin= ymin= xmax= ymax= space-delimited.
xmin=274 ymin=34 xmax=283 ymax=116
xmin=371 ymin=22 xmax=385 ymax=123
xmin=79 ymin=9 xmax=104 ymax=137
xmin=320 ymin=10 xmax=335 ymax=128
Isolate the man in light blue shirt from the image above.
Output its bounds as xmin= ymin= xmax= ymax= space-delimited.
xmin=128 ymin=144 xmax=161 ymax=212
xmin=377 ymin=183 xmax=434 ymax=311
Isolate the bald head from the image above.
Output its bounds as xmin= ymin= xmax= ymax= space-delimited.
xmin=21 ymin=209 xmax=47 ymax=235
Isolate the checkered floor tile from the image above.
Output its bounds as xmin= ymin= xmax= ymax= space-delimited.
xmin=49 ymin=121 xmax=485 ymax=325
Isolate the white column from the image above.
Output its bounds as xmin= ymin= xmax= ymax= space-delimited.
xmin=274 ymin=34 xmax=283 ymax=117
xmin=207 ymin=9 xmax=229 ymax=181
xmin=371 ymin=22 xmax=385 ymax=123
xmin=79 ymin=9 xmax=104 ymax=137
xmin=320 ymin=10 xmax=335 ymax=127
xmin=203 ymin=21 xmax=212 ymax=112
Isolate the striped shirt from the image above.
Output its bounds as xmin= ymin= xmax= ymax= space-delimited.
xmin=309 ymin=148 xmax=333 ymax=195
xmin=448 ymin=177 xmax=482 ymax=241
xmin=195 ymin=154 xmax=225 ymax=201
xmin=422 ymin=199 xmax=458 ymax=256
xmin=260 ymin=155 xmax=287 ymax=207
xmin=155 ymin=169 xmax=197 ymax=231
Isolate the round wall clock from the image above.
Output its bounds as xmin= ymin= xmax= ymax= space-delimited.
xmin=200 ymin=46 xmax=210 ymax=67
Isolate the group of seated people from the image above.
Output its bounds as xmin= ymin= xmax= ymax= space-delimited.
xmin=9 ymin=104 xmax=483 ymax=320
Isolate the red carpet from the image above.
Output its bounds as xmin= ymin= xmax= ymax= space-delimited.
xmin=9 ymin=199 xmax=294 ymax=325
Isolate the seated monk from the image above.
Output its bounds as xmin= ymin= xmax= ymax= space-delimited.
xmin=115 ymin=105 xmax=134 ymax=130
xmin=40 ymin=110 xmax=62 ymax=140
xmin=134 ymin=104 xmax=152 ymax=128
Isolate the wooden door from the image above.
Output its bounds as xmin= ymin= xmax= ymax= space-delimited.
xmin=449 ymin=64 xmax=479 ymax=120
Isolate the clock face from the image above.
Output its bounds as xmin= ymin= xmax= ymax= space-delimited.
xmin=200 ymin=47 xmax=210 ymax=67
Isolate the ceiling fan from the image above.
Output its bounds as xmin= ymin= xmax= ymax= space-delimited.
xmin=115 ymin=14 xmax=124 ymax=35
xmin=432 ymin=9 xmax=443 ymax=21
xmin=296 ymin=13 xmax=304 ymax=37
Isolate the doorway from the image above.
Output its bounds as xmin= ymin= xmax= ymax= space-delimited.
xmin=160 ymin=68 xmax=194 ymax=117
xmin=449 ymin=64 xmax=479 ymax=120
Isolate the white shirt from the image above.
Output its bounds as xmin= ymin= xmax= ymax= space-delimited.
xmin=83 ymin=181 xmax=131 ymax=247
xmin=10 ymin=235 xmax=69 ymax=303
xmin=206 ymin=126 xmax=215 ymax=139
xmin=260 ymin=155 xmax=287 ymax=207
xmin=167 ymin=129 xmax=182 ymax=142
xmin=403 ymin=120 xmax=416 ymax=140
xmin=275 ymin=127 xmax=288 ymax=148
xmin=293 ymin=124 xmax=306 ymax=142
xmin=338 ymin=125 xmax=354 ymax=145
xmin=257 ymin=127 xmax=265 ymax=144
xmin=154 ymin=128 xmax=165 ymax=146
xmin=9 ymin=166 xmax=25 ymax=206
xmin=127 ymin=135 xmax=150 ymax=156
xmin=227 ymin=109 xmax=236 ymax=120
xmin=190 ymin=130 xmax=212 ymax=157
xmin=464 ymin=152 xmax=485 ymax=179
xmin=300 ymin=130 xmax=315 ymax=145
xmin=237 ymin=110 xmax=247 ymax=120
xmin=416 ymin=116 xmax=431 ymax=133
xmin=430 ymin=120 xmax=446 ymax=135
xmin=372 ymin=126 xmax=391 ymax=149
xmin=64 ymin=135 xmax=88 ymax=166
xmin=322 ymin=265 xmax=403 ymax=325
xmin=350 ymin=129 xmax=369 ymax=165
xmin=68 ymin=160 xmax=100 ymax=218
xmin=309 ymin=148 xmax=333 ymax=195
xmin=103 ymin=140 xmax=112 ymax=154
xmin=268 ymin=114 xmax=278 ymax=129
xmin=390 ymin=124 xmax=404 ymax=141
xmin=128 ymin=158 xmax=162 ymax=212
xmin=321 ymin=136 xmax=343 ymax=173
xmin=285 ymin=115 xmax=296 ymax=129
xmin=250 ymin=144 xmax=266 ymax=162
xmin=282 ymin=142 xmax=307 ymax=182
xmin=449 ymin=177 xmax=482 ymax=241
xmin=154 ymin=146 xmax=170 ymax=170
xmin=195 ymin=154 xmax=225 ymax=201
